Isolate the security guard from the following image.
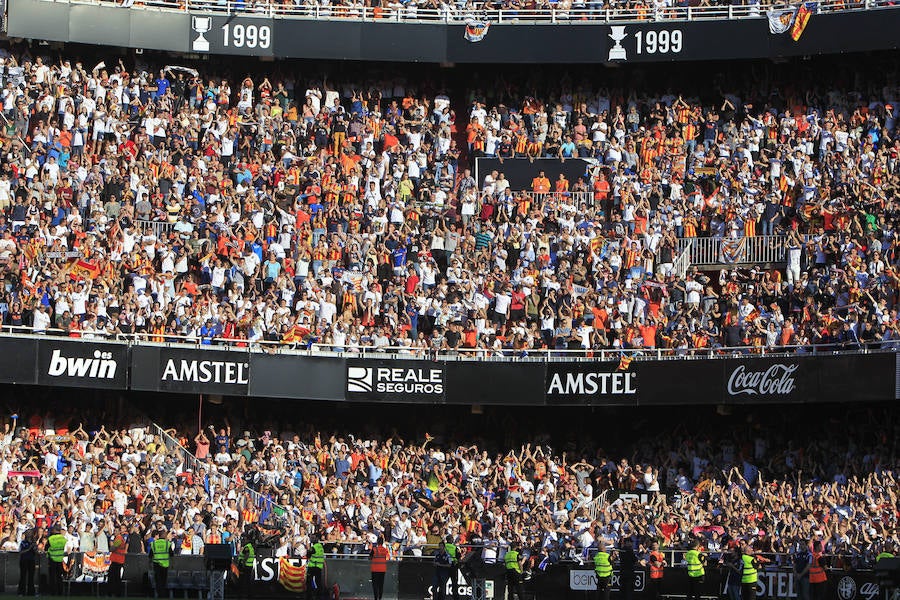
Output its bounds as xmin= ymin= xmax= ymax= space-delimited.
xmin=503 ymin=545 xmax=525 ymax=600
xmin=806 ymin=541 xmax=827 ymax=600
xmin=593 ymin=545 xmax=615 ymax=600
xmin=306 ymin=537 xmax=326 ymax=600
xmin=46 ymin=525 xmax=68 ymax=596
xmin=740 ymin=544 xmax=762 ymax=600
xmin=150 ymin=525 xmax=172 ymax=599
xmin=876 ymin=543 xmax=895 ymax=563
xmin=444 ymin=536 xmax=461 ymax=600
xmin=239 ymin=535 xmax=256 ymax=599
xmin=684 ymin=540 xmax=706 ymax=600
xmin=646 ymin=541 xmax=666 ymax=600
xmin=370 ymin=536 xmax=390 ymax=600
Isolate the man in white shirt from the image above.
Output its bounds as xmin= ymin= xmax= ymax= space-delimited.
xmin=32 ymin=305 xmax=52 ymax=333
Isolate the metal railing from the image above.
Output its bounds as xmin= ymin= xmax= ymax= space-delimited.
xmin=518 ymin=190 xmax=594 ymax=207
xmin=0 ymin=327 xmax=895 ymax=360
xmin=150 ymin=422 xmax=292 ymax=523
xmin=673 ymin=234 xmax=804 ymax=267
xmin=135 ymin=219 xmax=176 ymax=238
xmin=42 ymin=0 xmax=895 ymax=23
xmin=671 ymin=238 xmax=692 ymax=277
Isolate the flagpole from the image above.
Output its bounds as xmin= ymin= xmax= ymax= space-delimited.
xmin=198 ymin=394 xmax=203 ymax=434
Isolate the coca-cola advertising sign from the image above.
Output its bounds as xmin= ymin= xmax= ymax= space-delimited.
xmin=727 ymin=363 xmax=798 ymax=396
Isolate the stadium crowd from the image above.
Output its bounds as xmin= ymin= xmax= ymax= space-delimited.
xmin=0 ymin=47 xmax=896 ymax=357
xmin=0 ymin=402 xmax=896 ymax=569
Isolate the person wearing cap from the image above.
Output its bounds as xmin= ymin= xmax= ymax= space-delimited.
xmin=46 ymin=524 xmax=68 ymax=595
xmin=149 ymin=525 xmax=172 ymax=598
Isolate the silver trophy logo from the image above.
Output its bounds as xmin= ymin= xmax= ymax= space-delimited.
xmin=608 ymin=26 xmax=628 ymax=61
xmin=191 ymin=16 xmax=211 ymax=52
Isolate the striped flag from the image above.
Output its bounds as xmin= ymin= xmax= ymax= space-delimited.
xmin=616 ymin=355 xmax=633 ymax=371
xmin=277 ymin=557 xmax=307 ymax=593
xmin=790 ymin=3 xmax=815 ymax=41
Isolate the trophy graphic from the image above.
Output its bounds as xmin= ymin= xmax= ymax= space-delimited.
xmin=608 ymin=26 xmax=628 ymax=61
xmin=191 ymin=16 xmax=212 ymax=52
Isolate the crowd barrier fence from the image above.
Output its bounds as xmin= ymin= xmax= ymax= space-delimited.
xmin=0 ymin=332 xmax=894 ymax=404
xmin=0 ymin=553 xmax=886 ymax=600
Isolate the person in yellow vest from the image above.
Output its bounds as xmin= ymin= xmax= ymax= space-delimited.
xmin=443 ymin=536 xmax=461 ymax=600
xmin=238 ymin=531 xmax=256 ymax=599
xmin=306 ymin=536 xmax=326 ymax=600
xmin=503 ymin=544 xmax=525 ymax=600
xmin=149 ymin=525 xmax=172 ymax=599
xmin=740 ymin=543 xmax=763 ymax=600
xmin=684 ymin=540 xmax=706 ymax=600
xmin=46 ymin=525 xmax=68 ymax=596
xmin=876 ymin=542 xmax=895 ymax=563
xmin=593 ymin=545 xmax=615 ymax=600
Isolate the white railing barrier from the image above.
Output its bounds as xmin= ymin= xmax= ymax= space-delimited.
xmin=150 ymin=422 xmax=292 ymax=522
xmin=49 ymin=0 xmax=887 ymax=24
xmin=669 ymin=234 xmax=811 ymax=266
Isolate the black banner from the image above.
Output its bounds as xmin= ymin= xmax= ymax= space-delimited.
xmin=816 ymin=351 xmax=896 ymax=404
xmin=474 ymin=158 xmax=591 ymax=195
xmin=0 ymin=336 xmax=37 ymax=385
xmin=249 ymin=353 xmax=345 ymax=401
xmin=7 ymin=0 xmax=900 ymax=64
xmin=633 ymin=358 xmax=725 ymax=406
xmin=0 ymin=334 xmax=888 ymax=405
xmin=545 ymin=361 xmax=640 ymax=406
xmin=346 ymin=358 xmax=446 ymax=403
xmin=36 ymin=338 xmax=128 ymax=390
xmin=446 ymin=360 xmax=546 ymax=405
xmin=130 ymin=345 xmax=250 ymax=396
xmin=188 ymin=14 xmax=274 ymax=56
xmin=724 ymin=355 xmax=812 ymax=404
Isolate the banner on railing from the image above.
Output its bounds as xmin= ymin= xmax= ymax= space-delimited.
xmin=131 ymin=345 xmax=250 ymax=395
xmin=36 ymin=339 xmax=128 ymax=389
xmin=345 ymin=359 xmax=446 ymax=402
xmin=0 ymin=336 xmax=37 ymax=385
xmin=545 ymin=361 xmax=639 ymax=406
xmin=6 ymin=0 xmax=900 ymax=63
xmin=249 ymin=353 xmax=345 ymax=400
xmin=0 ymin=334 xmax=893 ymax=405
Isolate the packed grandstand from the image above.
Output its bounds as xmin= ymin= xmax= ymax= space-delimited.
xmin=0 ymin=47 xmax=896 ymax=356
xmin=3 ymin=400 xmax=897 ymax=569
xmin=0 ymin=3 xmax=897 ymax=593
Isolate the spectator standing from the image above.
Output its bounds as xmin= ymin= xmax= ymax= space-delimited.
xmin=18 ymin=528 xmax=37 ymax=596
xmin=370 ymin=535 xmax=389 ymax=600
xmin=108 ymin=523 xmax=128 ymax=597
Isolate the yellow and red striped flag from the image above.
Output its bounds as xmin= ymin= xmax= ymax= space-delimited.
xmin=278 ymin=557 xmax=307 ymax=593
xmin=790 ymin=3 xmax=814 ymax=41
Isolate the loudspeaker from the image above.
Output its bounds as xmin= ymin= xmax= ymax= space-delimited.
xmin=205 ymin=544 xmax=234 ymax=571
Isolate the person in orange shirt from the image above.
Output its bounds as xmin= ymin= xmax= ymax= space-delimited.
xmin=554 ymin=173 xmax=569 ymax=194
xmin=531 ymin=171 xmax=551 ymax=203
